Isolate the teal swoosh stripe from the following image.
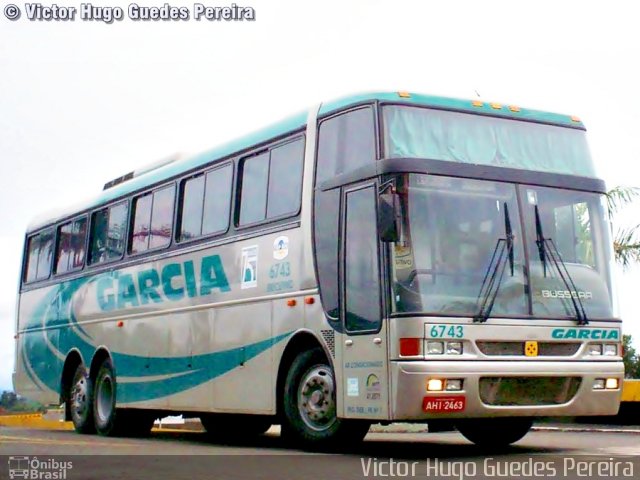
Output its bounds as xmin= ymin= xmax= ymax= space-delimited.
xmin=23 ymin=272 xmax=294 ymax=403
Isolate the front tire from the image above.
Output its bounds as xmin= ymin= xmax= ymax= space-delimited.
xmin=68 ymin=363 xmax=95 ymax=434
xmin=281 ymin=348 xmax=370 ymax=447
xmin=456 ymin=417 xmax=532 ymax=447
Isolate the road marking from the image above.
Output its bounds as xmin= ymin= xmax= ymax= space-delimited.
xmin=0 ymin=434 xmax=141 ymax=448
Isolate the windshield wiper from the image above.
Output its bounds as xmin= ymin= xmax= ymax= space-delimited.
xmin=534 ymin=206 xmax=589 ymax=326
xmin=473 ymin=203 xmax=515 ymax=323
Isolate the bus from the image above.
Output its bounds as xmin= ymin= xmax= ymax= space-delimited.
xmin=14 ymin=92 xmax=624 ymax=447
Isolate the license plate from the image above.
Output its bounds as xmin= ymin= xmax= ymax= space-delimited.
xmin=422 ymin=395 xmax=466 ymax=412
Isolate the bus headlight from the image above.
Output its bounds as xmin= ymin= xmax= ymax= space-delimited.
xmin=426 ymin=379 xmax=444 ymax=391
xmin=426 ymin=341 xmax=444 ymax=355
xmin=445 ymin=379 xmax=463 ymax=391
xmin=588 ymin=344 xmax=603 ymax=355
xmin=446 ymin=342 xmax=463 ymax=355
xmin=603 ymin=344 xmax=618 ymax=356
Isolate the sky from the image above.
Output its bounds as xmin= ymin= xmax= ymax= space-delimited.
xmin=1 ymin=0 xmax=640 ymax=392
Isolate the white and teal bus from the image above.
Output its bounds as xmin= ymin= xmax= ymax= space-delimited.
xmin=14 ymin=92 xmax=623 ymax=447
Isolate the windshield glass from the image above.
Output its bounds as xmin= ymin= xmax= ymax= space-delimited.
xmin=390 ymin=174 xmax=615 ymax=320
xmin=392 ymin=174 xmax=529 ymax=316
xmin=520 ymin=185 xmax=614 ymax=319
xmin=383 ymin=105 xmax=596 ymax=178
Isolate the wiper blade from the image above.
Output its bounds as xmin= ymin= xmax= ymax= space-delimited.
xmin=534 ymin=206 xmax=589 ymax=326
xmin=474 ymin=203 xmax=515 ymax=323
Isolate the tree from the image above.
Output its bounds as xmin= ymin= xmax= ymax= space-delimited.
xmin=622 ymin=335 xmax=640 ymax=379
xmin=0 ymin=390 xmax=17 ymax=409
xmin=606 ymin=186 xmax=640 ymax=269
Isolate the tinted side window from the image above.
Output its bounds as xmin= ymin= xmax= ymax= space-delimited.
xmin=202 ymin=164 xmax=233 ymax=236
xmin=55 ymin=217 xmax=87 ymax=274
xmin=36 ymin=230 xmax=54 ymax=280
xmin=180 ymin=175 xmax=205 ymax=241
xmin=131 ymin=185 xmax=175 ymax=253
xmin=267 ymin=139 xmax=305 ymax=218
xmin=239 ymin=137 xmax=305 ymax=227
xmin=179 ymin=164 xmax=232 ymax=242
xmin=149 ymin=186 xmax=175 ymax=250
xmin=317 ymin=107 xmax=376 ymax=184
xmin=344 ymin=186 xmax=381 ymax=332
xmin=314 ymin=189 xmax=340 ymax=319
xmin=239 ymin=152 xmax=269 ymax=226
xmin=90 ymin=201 xmax=128 ymax=265
xmin=24 ymin=235 xmax=40 ymax=283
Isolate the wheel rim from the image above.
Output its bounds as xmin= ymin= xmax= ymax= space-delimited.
xmin=297 ymin=365 xmax=336 ymax=432
xmin=96 ymin=374 xmax=114 ymax=424
xmin=71 ymin=372 xmax=89 ymax=421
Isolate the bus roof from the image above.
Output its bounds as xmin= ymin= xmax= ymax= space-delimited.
xmin=27 ymin=91 xmax=584 ymax=233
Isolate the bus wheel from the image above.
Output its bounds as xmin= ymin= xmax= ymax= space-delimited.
xmin=282 ymin=348 xmax=369 ymax=447
xmin=93 ymin=358 xmax=118 ymax=436
xmin=93 ymin=358 xmax=154 ymax=437
xmin=200 ymin=414 xmax=272 ymax=438
xmin=68 ymin=364 xmax=95 ymax=434
xmin=456 ymin=417 xmax=533 ymax=447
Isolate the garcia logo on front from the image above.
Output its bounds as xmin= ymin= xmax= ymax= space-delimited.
xmin=8 ymin=456 xmax=72 ymax=479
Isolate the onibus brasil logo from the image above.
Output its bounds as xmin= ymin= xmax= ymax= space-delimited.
xmin=8 ymin=457 xmax=72 ymax=479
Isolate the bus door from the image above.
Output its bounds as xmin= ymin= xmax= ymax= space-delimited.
xmin=339 ymin=183 xmax=389 ymax=420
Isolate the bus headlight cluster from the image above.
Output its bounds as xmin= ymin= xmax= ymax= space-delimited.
xmin=588 ymin=343 xmax=618 ymax=356
xmin=593 ymin=378 xmax=619 ymax=390
xmin=426 ymin=341 xmax=463 ymax=355
xmin=426 ymin=378 xmax=464 ymax=392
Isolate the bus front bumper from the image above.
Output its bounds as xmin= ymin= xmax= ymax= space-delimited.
xmin=390 ymin=360 xmax=624 ymax=420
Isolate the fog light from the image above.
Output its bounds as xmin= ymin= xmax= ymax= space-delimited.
xmin=427 ymin=341 xmax=444 ymax=355
xmin=593 ymin=379 xmax=605 ymax=390
xmin=427 ymin=379 xmax=444 ymax=392
xmin=446 ymin=342 xmax=463 ymax=355
xmin=605 ymin=378 xmax=619 ymax=390
xmin=603 ymin=344 xmax=617 ymax=356
xmin=445 ymin=379 xmax=463 ymax=391
xmin=588 ymin=344 xmax=603 ymax=355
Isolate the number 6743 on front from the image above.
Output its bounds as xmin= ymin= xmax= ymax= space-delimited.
xmin=427 ymin=325 xmax=464 ymax=339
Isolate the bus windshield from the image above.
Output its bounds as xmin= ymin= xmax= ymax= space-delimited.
xmin=383 ymin=105 xmax=596 ymax=178
xmin=391 ymin=174 xmax=615 ymax=320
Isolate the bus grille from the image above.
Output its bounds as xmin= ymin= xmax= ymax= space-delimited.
xmin=321 ymin=330 xmax=335 ymax=358
xmin=476 ymin=342 xmax=580 ymax=357
xmin=479 ymin=377 xmax=581 ymax=406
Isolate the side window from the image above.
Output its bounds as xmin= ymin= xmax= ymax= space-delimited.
xmin=55 ymin=217 xmax=87 ymax=274
xmin=316 ymin=107 xmax=376 ymax=185
xmin=178 ymin=163 xmax=233 ymax=242
xmin=24 ymin=229 xmax=54 ymax=283
xmin=131 ymin=185 xmax=175 ymax=254
xmin=344 ymin=186 xmax=381 ymax=332
xmin=239 ymin=137 xmax=305 ymax=226
xmin=89 ymin=201 xmax=128 ymax=265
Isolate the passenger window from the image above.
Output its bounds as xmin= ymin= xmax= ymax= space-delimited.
xmin=24 ymin=229 xmax=55 ymax=283
xmin=344 ymin=186 xmax=381 ymax=332
xmin=55 ymin=217 xmax=87 ymax=274
xmin=239 ymin=137 xmax=305 ymax=226
xmin=131 ymin=185 xmax=175 ymax=254
xmin=316 ymin=107 xmax=376 ymax=185
xmin=239 ymin=152 xmax=269 ymax=225
xmin=178 ymin=163 xmax=232 ymax=242
xmin=89 ymin=201 xmax=128 ymax=265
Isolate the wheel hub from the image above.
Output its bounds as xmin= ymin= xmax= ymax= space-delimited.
xmin=71 ymin=374 xmax=88 ymax=419
xmin=96 ymin=375 xmax=114 ymax=424
xmin=298 ymin=366 xmax=336 ymax=431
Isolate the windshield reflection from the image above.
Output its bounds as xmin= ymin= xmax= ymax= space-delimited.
xmin=391 ymin=174 xmax=614 ymax=320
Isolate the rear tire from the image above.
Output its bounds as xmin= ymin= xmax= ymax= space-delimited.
xmin=456 ymin=417 xmax=532 ymax=447
xmin=92 ymin=358 xmax=155 ymax=437
xmin=281 ymin=348 xmax=370 ymax=448
xmin=68 ymin=363 xmax=95 ymax=434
